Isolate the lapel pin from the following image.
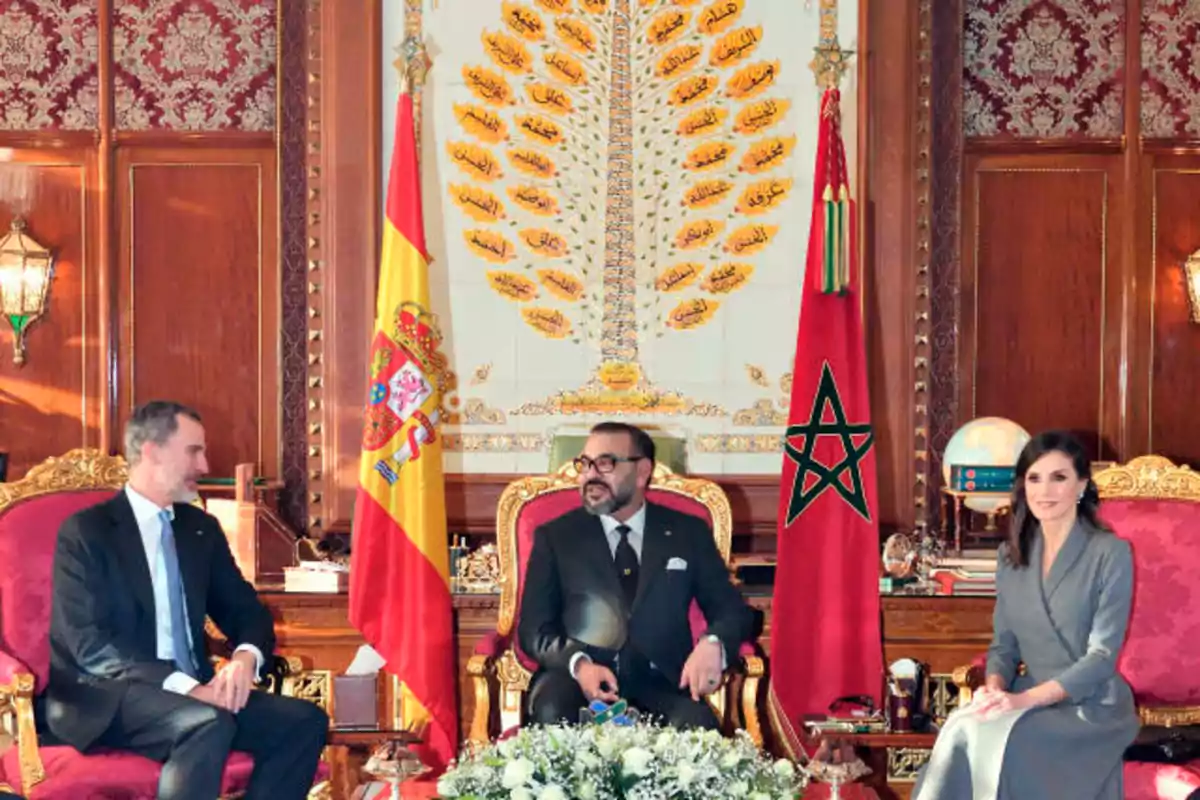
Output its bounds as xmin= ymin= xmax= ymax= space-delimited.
xmin=665 ymin=529 xmax=672 ymax=537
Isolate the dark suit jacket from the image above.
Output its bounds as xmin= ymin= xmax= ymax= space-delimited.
xmin=517 ymin=502 xmax=755 ymax=685
xmin=45 ymin=492 xmax=275 ymax=751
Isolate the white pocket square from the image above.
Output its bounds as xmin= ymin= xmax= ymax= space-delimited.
xmin=666 ymin=557 xmax=688 ymax=571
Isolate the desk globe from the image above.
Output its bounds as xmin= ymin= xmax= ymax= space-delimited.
xmin=942 ymin=417 xmax=1030 ymax=513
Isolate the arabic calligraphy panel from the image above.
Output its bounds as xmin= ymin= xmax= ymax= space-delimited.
xmin=384 ymin=0 xmax=860 ymax=474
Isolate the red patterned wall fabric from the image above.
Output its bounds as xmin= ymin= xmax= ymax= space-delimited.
xmin=113 ymin=0 xmax=275 ymax=131
xmin=1142 ymin=2 xmax=1200 ymax=138
xmin=0 ymin=0 xmax=98 ymax=130
xmin=964 ymin=0 xmax=1124 ymax=138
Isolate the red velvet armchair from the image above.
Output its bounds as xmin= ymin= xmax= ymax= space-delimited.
xmin=954 ymin=456 xmax=1200 ymax=799
xmin=0 ymin=449 xmax=330 ymax=799
xmin=465 ymin=461 xmax=766 ymax=746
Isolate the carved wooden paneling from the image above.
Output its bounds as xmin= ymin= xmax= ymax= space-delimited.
xmin=115 ymin=147 xmax=279 ymax=476
xmin=306 ymin=0 xmax=381 ymax=536
xmin=0 ymin=1 xmax=283 ymax=485
xmin=865 ymin=0 xmax=919 ymax=534
xmin=1149 ymin=161 xmax=1200 ymax=466
xmin=960 ymin=156 xmax=1121 ymax=459
xmin=0 ymin=155 xmax=101 ymax=479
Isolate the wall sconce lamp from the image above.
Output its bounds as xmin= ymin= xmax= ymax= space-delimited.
xmin=0 ymin=217 xmax=54 ymax=367
xmin=1187 ymin=251 xmax=1200 ymax=324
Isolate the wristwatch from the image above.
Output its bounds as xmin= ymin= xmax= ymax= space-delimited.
xmin=701 ymin=633 xmax=721 ymax=646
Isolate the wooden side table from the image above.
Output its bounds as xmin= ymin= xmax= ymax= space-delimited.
xmin=834 ymin=732 xmax=938 ymax=800
xmin=324 ymin=729 xmax=421 ymax=800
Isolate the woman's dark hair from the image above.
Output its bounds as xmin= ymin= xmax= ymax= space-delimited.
xmin=1006 ymin=430 xmax=1107 ymax=568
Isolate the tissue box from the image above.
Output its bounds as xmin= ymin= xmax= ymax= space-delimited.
xmin=333 ymin=674 xmax=379 ymax=729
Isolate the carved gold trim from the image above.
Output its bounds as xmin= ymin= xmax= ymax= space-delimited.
xmin=306 ymin=781 xmax=334 ymax=800
xmin=1139 ymin=704 xmax=1200 ymax=727
xmin=442 ymin=433 xmax=549 ymax=453
xmin=494 ymin=461 xmax=734 ymax=636
xmin=0 ymin=672 xmax=44 ymax=791
xmin=741 ymin=654 xmax=765 ymax=748
xmin=1094 ymin=455 xmax=1200 ymax=502
xmin=304 ymin=0 xmax=325 ymax=536
xmin=466 ymin=653 xmax=491 ymax=745
xmin=284 ymin=669 xmax=332 ymax=713
xmin=912 ymin=0 xmax=933 ymax=530
xmin=0 ymin=448 xmax=127 ymax=511
xmin=888 ymin=747 xmax=932 ymax=782
xmin=692 ymin=434 xmax=783 ymax=454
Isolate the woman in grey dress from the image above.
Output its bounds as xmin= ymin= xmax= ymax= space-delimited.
xmin=914 ymin=430 xmax=1139 ymax=799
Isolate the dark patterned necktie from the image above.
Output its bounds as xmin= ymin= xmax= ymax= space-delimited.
xmin=614 ymin=524 xmax=639 ymax=607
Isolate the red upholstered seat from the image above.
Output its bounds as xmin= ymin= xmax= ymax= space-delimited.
xmin=1102 ymin=486 xmax=1200 ymax=800
xmin=0 ymin=747 xmax=256 ymax=799
xmin=1107 ymin=497 xmax=1200 ymax=709
xmin=1123 ymin=760 xmax=1200 ymax=800
xmin=466 ymin=461 xmax=766 ymax=746
xmin=0 ymin=449 xmax=329 ymax=799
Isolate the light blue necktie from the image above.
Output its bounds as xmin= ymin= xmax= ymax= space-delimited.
xmin=159 ymin=509 xmax=196 ymax=677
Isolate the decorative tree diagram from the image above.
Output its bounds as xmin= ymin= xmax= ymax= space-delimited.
xmin=444 ymin=0 xmax=795 ymax=413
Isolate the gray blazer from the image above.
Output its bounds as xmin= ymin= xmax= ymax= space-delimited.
xmin=915 ymin=520 xmax=1138 ymax=799
xmin=987 ymin=519 xmax=1135 ymax=707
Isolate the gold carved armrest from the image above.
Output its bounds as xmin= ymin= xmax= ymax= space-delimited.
xmin=1139 ymin=705 xmax=1200 ymax=728
xmin=0 ymin=671 xmax=45 ymax=791
xmin=951 ymin=663 xmax=985 ymax=707
xmin=735 ymin=652 xmax=766 ymax=747
xmin=466 ymin=653 xmax=493 ymax=745
xmin=951 ymin=662 xmax=1029 ymax=708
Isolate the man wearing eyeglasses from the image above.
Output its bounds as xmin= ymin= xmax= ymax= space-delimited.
xmin=518 ymin=422 xmax=756 ymax=730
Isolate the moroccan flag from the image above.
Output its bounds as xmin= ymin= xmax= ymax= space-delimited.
xmin=349 ymin=87 xmax=458 ymax=772
xmin=767 ymin=87 xmax=882 ymax=759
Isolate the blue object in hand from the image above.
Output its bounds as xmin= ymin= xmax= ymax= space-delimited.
xmin=580 ymin=698 xmax=639 ymax=726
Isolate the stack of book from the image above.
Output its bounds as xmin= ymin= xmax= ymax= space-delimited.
xmin=283 ymin=561 xmax=349 ymax=593
xmin=930 ymin=551 xmax=997 ymax=595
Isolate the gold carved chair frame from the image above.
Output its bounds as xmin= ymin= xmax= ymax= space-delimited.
xmin=465 ymin=461 xmax=765 ymax=746
xmin=0 ymin=449 xmax=330 ymax=799
xmin=0 ymin=448 xmax=130 ymax=793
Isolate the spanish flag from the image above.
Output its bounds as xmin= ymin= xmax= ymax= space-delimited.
xmin=349 ymin=86 xmax=458 ymax=772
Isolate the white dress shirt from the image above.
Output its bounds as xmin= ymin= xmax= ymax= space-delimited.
xmin=125 ymin=485 xmax=263 ymax=695
xmin=598 ymin=504 xmax=646 ymax=560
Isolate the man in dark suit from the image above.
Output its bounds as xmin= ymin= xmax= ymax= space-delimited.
xmin=518 ymin=422 xmax=756 ymax=730
xmin=47 ymin=401 xmax=328 ymax=800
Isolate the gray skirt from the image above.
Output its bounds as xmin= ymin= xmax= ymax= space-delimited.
xmin=913 ymin=700 xmax=1137 ymax=800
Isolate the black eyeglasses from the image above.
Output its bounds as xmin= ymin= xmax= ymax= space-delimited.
xmin=573 ymin=454 xmax=643 ymax=474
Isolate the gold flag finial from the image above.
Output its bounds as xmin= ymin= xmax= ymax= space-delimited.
xmin=394 ymin=1 xmax=431 ymax=94
xmin=809 ymin=0 xmax=854 ymax=90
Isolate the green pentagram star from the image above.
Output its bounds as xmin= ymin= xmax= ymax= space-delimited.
xmin=783 ymin=361 xmax=874 ymax=525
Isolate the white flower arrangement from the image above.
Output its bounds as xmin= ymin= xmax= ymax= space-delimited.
xmin=436 ymin=723 xmax=808 ymax=800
